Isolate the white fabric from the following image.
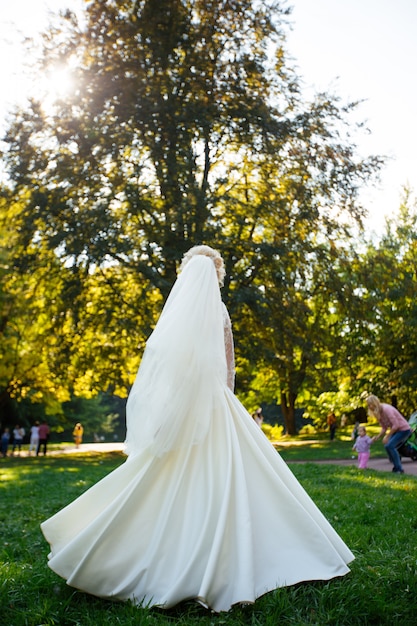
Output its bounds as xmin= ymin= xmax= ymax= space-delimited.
xmin=41 ymin=255 xmax=354 ymax=612
xmin=124 ymin=255 xmax=227 ymax=457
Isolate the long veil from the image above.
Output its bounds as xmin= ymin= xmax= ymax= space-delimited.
xmin=124 ymin=255 xmax=227 ymax=457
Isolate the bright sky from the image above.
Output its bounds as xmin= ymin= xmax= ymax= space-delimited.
xmin=288 ymin=0 xmax=417 ymax=233
xmin=1 ymin=0 xmax=416 ymax=235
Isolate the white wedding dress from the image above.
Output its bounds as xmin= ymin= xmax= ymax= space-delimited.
xmin=41 ymin=255 xmax=354 ymax=612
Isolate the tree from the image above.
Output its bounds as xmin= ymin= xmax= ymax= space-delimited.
xmin=1 ymin=1 xmax=382 ymax=424
xmin=0 ymin=187 xmax=158 ymax=428
xmin=232 ymin=232 xmax=370 ymax=433
xmin=62 ymin=393 xmax=120 ymax=440
xmin=0 ymin=192 xmax=71 ymax=428
xmin=355 ymin=189 xmax=417 ymax=416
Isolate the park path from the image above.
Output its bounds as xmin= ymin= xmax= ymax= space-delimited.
xmin=273 ymin=438 xmax=417 ymax=476
xmin=287 ymin=456 xmax=417 ymax=476
xmin=14 ymin=441 xmax=417 ymax=476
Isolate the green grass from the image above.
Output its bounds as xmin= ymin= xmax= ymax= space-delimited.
xmin=273 ymin=427 xmax=385 ymax=462
xmin=1 ymin=450 xmax=416 ymax=625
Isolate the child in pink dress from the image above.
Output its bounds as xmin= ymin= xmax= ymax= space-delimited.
xmin=352 ymin=426 xmax=373 ymax=469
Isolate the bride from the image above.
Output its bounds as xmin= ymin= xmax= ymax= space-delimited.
xmin=41 ymin=245 xmax=354 ymax=612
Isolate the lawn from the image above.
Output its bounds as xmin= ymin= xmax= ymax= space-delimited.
xmin=1 ymin=448 xmax=416 ymax=625
xmin=270 ymin=425 xmax=384 ymax=463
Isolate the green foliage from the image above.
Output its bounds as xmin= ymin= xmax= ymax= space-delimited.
xmin=274 ymin=428 xmax=383 ymax=462
xmin=0 ymin=451 xmax=416 ymax=625
xmin=3 ymin=2 xmax=411 ymax=437
xmin=0 ymin=203 xmax=72 ymax=418
xmin=344 ymin=189 xmax=417 ymax=415
xmin=260 ymin=422 xmax=284 ymax=441
xmin=62 ymin=393 xmax=121 ymax=439
xmin=0 ymin=0 xmax=383 ymax=431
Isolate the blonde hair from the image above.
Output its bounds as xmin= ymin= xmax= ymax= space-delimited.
xmin=180 ymin=245 xmax=225 ymax=286
xmin=366 ymin=395 xmax=381 ymax=418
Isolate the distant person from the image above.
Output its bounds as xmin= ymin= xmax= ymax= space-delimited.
xmin=12 ymin=425 xmax=25 ymax=456
xmin=352 ymin=426 xmax=374 ymax=469
xmin=29 ymin=421 xmax=40 ymax=455
xmin=254 ymin=407 xmax=264 ymax=427
xmin=73 ymin=423 xmax=84 ymax=448
xmin=366 ymin=395 xmax=411 ymax=474
xmin=351 ymin=421 xmax=360 ymax=441
xmin=340 ymin=414 xmax=348 ymax=428
xmin=327 ymin=412 xmax=337 ymax=440
xmin=37 ymin=420 xmax=50 ymax=456
xmin=1 ymin=428 xmax=10 ymax=458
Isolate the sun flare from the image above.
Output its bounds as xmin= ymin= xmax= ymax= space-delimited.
xmin=44 ymin=65 xmax=74 ymax=99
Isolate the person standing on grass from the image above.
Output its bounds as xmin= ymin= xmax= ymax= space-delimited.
xmin=366 ymin=395 xmax=411 ymax=474
xmin=327 ymin=412 xmax=337 ymax=440
xmin=254 ymin=407 xmax=264 ymax=427
xmin=37 ymin=420 xmax=50 ymax=456
xmin=351 ymin=420 xmax=360 ymax=441
xmin=29 ymin=421 xmax=40 ymax=455
xmin=12 ymin=424 xmax=25 ymax=456
xmin=72 ymin=423 xmax=84 ymax=448
xmin=1 ymin=428 xmax=10 ymax=458
xmin=352 ymin=426 xmax=374 ymax=469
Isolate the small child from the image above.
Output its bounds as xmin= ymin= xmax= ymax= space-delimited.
xmin=352 ymin=425 xmax=373 ymax=469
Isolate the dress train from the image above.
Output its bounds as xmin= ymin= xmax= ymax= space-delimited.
xmin=41 ymin=387 xmax=353 ymax=612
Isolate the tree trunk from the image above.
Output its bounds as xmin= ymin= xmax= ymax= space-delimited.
xmin=281 ymin=391 xmax=297 ymax=435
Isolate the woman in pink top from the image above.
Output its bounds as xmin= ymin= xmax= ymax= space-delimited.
xmin=366 ymin=395 xmax=411 ymax=474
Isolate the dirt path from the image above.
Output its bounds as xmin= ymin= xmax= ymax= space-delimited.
xmin=11 ymin=442 xmax=417 ymax=476
xmin=287 ymin=456 xmax=417 ymax=476
xmin=7 ymin=442 xmax=125 ymax=458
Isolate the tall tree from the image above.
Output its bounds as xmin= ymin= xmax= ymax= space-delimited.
xmin=356 ymin=190 xmax=417 ymax=415
xmin=1 ymin=0 xmax=382 ymax=420
xmin=0 ymin=193 xmax=70 ymax=425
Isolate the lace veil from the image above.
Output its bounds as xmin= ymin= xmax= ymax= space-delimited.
xmin=125 ymin=255 xmax=227 ymax=457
